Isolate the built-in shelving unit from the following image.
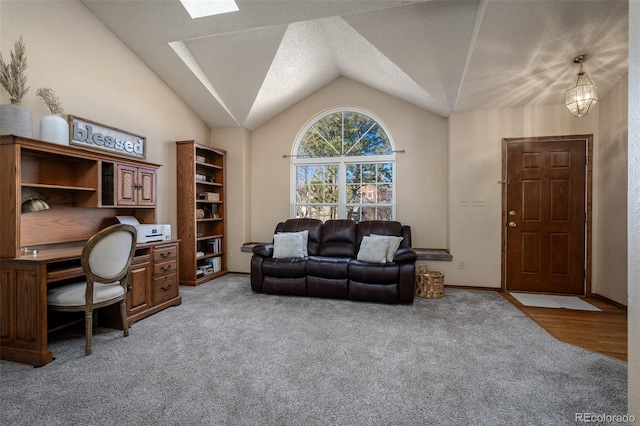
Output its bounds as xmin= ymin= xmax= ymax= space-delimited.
xmin=176 ymin=140 xmax=227 ymax=285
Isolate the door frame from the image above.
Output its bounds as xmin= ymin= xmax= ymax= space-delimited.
xmin=501 ymin=134 xmax=593 ymax=295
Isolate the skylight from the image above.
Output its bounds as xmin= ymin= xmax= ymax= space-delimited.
xmin=180 ymin=0 xmax=239 ymax=19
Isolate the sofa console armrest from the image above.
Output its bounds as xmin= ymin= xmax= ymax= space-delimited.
xmin=252 ymin=243 xmax=274 ymax=257
xmin=393 ymin=247 xmax=417 ymax=263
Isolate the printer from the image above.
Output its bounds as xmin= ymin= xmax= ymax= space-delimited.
xmin=116 ymin=216 xmax=171 ymax=244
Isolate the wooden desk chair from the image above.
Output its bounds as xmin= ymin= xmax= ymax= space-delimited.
xmin=47 ymin=224 xmax=137 ymax=355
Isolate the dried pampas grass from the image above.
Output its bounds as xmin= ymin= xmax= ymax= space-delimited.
xmin=0 ymin=35 xmax=29 ymax=104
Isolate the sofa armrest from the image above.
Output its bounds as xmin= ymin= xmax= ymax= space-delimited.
xmin=393 ymin=247 xmax=417 ymax=263
xmin=252 ymin=243 xmax=274 ymax=257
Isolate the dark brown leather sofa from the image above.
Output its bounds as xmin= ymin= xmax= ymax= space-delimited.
xmin=250 ymin=219 xmax=417 ymax=304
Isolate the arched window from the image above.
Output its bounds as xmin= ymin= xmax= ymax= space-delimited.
xmin=291 ymin=109 xmax=396 ymax=222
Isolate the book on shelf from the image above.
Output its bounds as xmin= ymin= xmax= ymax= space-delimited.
xmin=197 ymin=256 xmax=222 ymax=275
xmin=207 ymin=237 xmax=222 ymax=253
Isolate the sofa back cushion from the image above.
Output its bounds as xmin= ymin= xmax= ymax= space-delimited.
xmin=357 ymin=221 xmax=410 ymax=248
xmin=319 ymin=220 xmax=357 ymax=258
xmin=275 ymin=218 xmax=323 ymax=256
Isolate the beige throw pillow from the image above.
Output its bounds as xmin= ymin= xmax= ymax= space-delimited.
xmin=273 ymin=232 xmax=305 ymax=259
xmin=357 ymin=236 xmax=390 ymax=263
xmin=278 ymin=230 xmax=309 ymax=256
xmin=371 ymin=234 xmax=404 ymax=262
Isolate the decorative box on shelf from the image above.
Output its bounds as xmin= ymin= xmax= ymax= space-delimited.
xmin=196 ymin=155 xmax=205 ymax=163
xmin=198 ymin=192 xmax=220 ymax=201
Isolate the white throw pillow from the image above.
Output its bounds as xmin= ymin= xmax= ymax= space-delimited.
xmin=371 ymin=234 xmax=404 ymax=262
xmin=278 ymin=230 xmax=309 ymax=256
xmin=357 ymin=236 xmax=390 ymax=264
xmin=273 ymin=232 xmax=305 ymax=259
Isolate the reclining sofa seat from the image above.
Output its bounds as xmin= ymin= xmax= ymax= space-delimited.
xmin=250 ymin=218 xmax=417 ymax=304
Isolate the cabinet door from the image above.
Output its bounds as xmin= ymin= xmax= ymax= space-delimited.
xmin=127 ymin=257 xmax=152 ymax=316
xmin=137 ymin=167 xmax=156 ymax=206
xmin=0 ymin=263 xmax=52 ymax=366
xmin=116 ymin=164 xmax=138 ymax=206
xmin=115 ymin=164 xmax=157 ymax=207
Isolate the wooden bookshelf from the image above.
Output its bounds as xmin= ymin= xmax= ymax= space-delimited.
xmin=176 ymin=140 xmax=227 ymax=285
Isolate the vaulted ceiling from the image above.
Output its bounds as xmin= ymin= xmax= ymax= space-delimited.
xmin=82 ymin=0 xmax=629 ymax=130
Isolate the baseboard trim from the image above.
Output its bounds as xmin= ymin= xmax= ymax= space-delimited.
xmin=593 ymin=293 xmax=627 ymax=310
xmin=444 ymin=284 xmax=502 ymax=292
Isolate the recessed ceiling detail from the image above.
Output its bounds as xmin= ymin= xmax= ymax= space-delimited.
xmin=82 ymin=0 xmax=628 ymax=131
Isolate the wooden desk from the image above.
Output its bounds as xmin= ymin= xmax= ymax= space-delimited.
xmin=0 ymin=240 xmax=182 ymax=366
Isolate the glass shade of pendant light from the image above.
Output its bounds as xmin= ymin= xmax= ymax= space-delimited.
xmin=565 ymin=54 xmax=598 ymax=117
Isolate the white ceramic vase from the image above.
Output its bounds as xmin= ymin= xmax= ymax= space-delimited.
xmin=0 ymin=102 xmax=33 ymax=137
xmin=39 ymin=114 xmax=69 ymax=145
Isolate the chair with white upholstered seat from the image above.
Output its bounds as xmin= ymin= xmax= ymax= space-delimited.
xmin=47 ymin=224 xmax=137 ymax=355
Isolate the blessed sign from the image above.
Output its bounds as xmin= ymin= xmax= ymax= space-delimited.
xmin=68 ymin=115 xmax=146 ymax=159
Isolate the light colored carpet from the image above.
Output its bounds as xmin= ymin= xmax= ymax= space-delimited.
xmin=0 ymin=274 xmax=626 ymax=425
xmin=510 ymin=292 xmax=602 ymax=311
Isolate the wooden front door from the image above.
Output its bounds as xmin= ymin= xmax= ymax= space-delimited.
xmin=503 ymin=136 xmax=590 ymax=295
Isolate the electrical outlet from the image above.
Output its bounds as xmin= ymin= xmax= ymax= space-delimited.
xmin=472 ymin=197 xmax=485 ymax=207
xmin=459 ymin=197 xmax=469 ymax=207
xmin=459 ymin=260 xmax=465 ymax=269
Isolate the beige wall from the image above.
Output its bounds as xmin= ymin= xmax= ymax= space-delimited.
xmin=439 ymin=78 xmax=628 ymax=299
xmin=596 ymin=74 xmax=628 ymax=305
xmin=440 ymin=104 xmax=599 ymax=288
xmin=220 ymin=77 xmax=449 ymax=273
xmin=0 ymin=1 xmax=210 ymax=235
xmin=211 ymin=127 xmax=251 ymax=272
xmin=233 ymin=75 xmax=629 ymax=303
xmin=249 ymin=76 xmax=449 ymax=246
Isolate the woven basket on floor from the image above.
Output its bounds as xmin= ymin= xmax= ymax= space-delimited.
xmin=415 ymin=266 xmax=445 ymax=299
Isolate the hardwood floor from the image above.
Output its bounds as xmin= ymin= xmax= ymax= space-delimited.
xmin=501 ymin=292 xmax=628 ymax=362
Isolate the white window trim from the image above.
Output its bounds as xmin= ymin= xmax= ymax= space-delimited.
xmin=290 ymin=107 xmax=397 ymax=220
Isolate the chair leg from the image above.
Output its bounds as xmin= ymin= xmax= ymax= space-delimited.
xmin=85 ymin=311 xmax=93 ymax=356
xmin=120 ymin=299 xmax=129 ymax=337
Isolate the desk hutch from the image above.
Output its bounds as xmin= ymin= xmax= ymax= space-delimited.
xmin=0 ymin=135 xmax=181 ymax=366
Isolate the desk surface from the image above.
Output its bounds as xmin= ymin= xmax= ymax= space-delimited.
xmin=1 ymin=240 xmax=180 ymax=284
xmin=2 ymin=240 xmax=177 ymax=264
xmin=10 ymin=243 xmax=85 ymax=263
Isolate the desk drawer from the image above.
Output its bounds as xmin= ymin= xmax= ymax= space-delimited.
xmin=153 ymin=259 xmax=176 ymax=277
xmin=154 ymin=273 xmax=178 ymax=304
xmin=153 ymin=244 xmax=177 ymax=263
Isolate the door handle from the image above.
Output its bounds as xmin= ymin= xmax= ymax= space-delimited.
xmin=509 ymin=222 xmax=517 ymax=228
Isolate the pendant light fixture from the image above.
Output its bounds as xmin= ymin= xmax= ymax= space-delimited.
xmin=565 ymin=54 xmax=598 ymax=117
